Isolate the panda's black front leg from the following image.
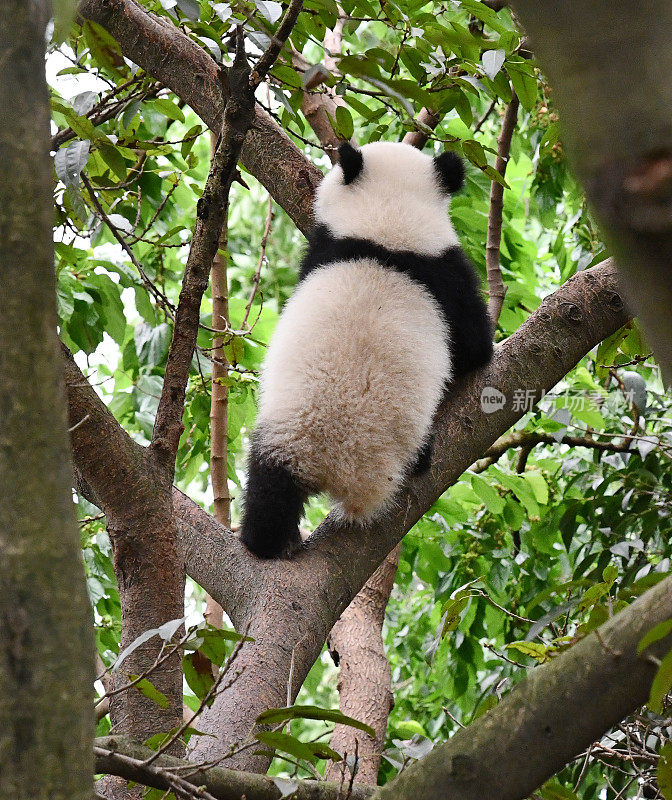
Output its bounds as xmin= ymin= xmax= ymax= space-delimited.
xmin=410 ymin=431 xmax=435 ymax=476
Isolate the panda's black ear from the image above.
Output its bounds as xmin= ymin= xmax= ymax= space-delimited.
xmin=338 ymin=142 xmax=364 ymax=185
xmin=434 ymin=151 xmax=465 ymax=194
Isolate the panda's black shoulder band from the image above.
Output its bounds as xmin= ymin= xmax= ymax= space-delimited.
xmin=434 ymin=151 xmax=465 ymax=194
xmin=338 ymin=142 xmax=364 ymax=185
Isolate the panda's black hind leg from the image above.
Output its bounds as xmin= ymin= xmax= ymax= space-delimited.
xmin=240 ymin=437 xmax=306 ymax=559
xmin=410 ymin=431 xmax=435 ymax=476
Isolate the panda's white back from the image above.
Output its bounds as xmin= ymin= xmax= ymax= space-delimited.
xmin=256 ymin=258 xmax=451 ymax=520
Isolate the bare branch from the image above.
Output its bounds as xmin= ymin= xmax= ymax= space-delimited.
xmin=486 ymin=92 xmax=519 ymax=324
xmin=95 ymin=735 xmax=374 ymax=800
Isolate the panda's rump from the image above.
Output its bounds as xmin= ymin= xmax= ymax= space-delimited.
xmin=256 ymin=259 xmax=451 ymax=517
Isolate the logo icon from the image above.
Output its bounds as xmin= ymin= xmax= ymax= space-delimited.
xmin=480 ymin=386 xmax=505 ymax=413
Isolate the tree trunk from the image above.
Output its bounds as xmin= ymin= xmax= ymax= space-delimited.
xmin=510 ymin=1 xmax=672 ymax=383
xmin=0 ymin=2 xmax=94 ymax=796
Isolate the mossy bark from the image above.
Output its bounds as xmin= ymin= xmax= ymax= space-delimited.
xmin=0 ymin=1 xmax=94 ymax=797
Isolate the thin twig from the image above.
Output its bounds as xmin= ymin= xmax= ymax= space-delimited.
xmin=486 ymin=92 xmax=519 ymax=324
xmin=241 ymin=194 xmax=273 ymax=328
xmin=250 ymin=0 xmax=305 ymax=88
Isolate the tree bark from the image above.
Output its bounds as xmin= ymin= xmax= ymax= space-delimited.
xmin=509 ymin=1 xmax=672 ymax=382
xmin=0 ymin=2 xmax=93 ymax=796
xmin=325 ymin=546 xmax=400 ymax=784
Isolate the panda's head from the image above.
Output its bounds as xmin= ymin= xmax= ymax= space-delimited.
xmin=313 ymin=141 xmax=465 ymax=255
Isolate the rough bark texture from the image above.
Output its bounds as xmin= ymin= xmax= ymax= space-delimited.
xmin=77 ymin=0 xmax=322 ymax=236
xmin=371 ymin=572 xmax=672 ymax=800
xmin=0 ymin=2 xmax=94 ymax=796
xmin=325 ymin=546 xmax=400 ymax=784
xmin=64 ymin=344 xmax=186 ymax=751
xmin=510 ymin=1 xmax=672 ymax=382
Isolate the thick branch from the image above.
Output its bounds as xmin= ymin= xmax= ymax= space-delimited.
xmin=187 ymin=260 xmax=630 ymax=767
xmin=95 ymin=736 xmax=373 ymax=800
xmin=371 ymin=572 xmax=672 ymax=799
xmin=325 ymin=546 xmax=400 ymax=785
xmin=509 ymin=2 xmax=672 ymax=382
xmin=486 ymin=93 xmax=519 ymax=324
xmin=77 ymin=0 xmax=322 ymax=235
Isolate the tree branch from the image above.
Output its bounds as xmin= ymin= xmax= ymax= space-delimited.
xmin=95 ymin=736 xmax=373 ymax=800
xmin=508 ymin=1 xmax=672 ymax=382
xmin=486 ymin=92 xmax=519 ymax=324
xmin=250 ymin=0 xmax=304 ymax=88
xmin=325 ymin=545 xmax=399 ymax=785
xmin=77 ymin=0 xmax=322 ymax=235
xmin=371 ymin=572 xmax=672 ymax=800
xmin=151 ymin=30 xmax=255 ymax=469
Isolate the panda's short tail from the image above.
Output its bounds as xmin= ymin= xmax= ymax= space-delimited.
xmin=240 ymin=438 xmax=306 ymax=559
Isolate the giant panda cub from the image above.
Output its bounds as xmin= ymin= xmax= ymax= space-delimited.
xmin=241 ymin=141 xmax=493 ymax=558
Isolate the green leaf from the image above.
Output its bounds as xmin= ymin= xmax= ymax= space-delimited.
xmin=470 ymin=474 xmax=504 ymax=514
xmin=507 ymin=62 xmax=538 ymax=112
xmin=638 ymin=618 xmax=672 ymax=654
xmin=649 ymin=648 xmax=672 ymax=713
xmin=539 ymin=778 xmax=581 ymax=800
xmin=506 ymin=641 xmax=548 ymax=663
xmin=256 ymin=705 xmax=375 ymax=738
xmin=525 ymin=471 xmax=549 ymax=505
xmin=459 ymin=0 xmax=509 ymax=34
xmin=441 ymin=595 xmax=469 ymax=636
xmin=131 ymin=677 xmax=169 ymax=709
xmin=97 ymin=142 xmax=127 ymax=182
xmin=83 ymin=21 xmax=125 ymax=77
xmin=602 ymin=564 xmax=618 ymax=589
xmin=255 ymin=731 xmax=319 ymax=765
xmin=658 ymin=742 xmax=672 ymax=800
xmin=336 ymin=106 xmax=354 ymax=140
xmin=183 ymin=652 xmax=215 ymax=700
xmin=577 ymin=583 xmax=608 ymax=612
xmin=152 ymin=98 xmax=186 ymax=123
xmin=462 ymin=139 xmax=487 ymax=169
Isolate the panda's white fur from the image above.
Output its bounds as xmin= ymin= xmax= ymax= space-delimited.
xmin=314 ymin=142 xmax=460 ymax=255
xmin=257 ymin=258 xmax=450 ymax=519
xmin=241 ymin=141 xmax=492 ymax=558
